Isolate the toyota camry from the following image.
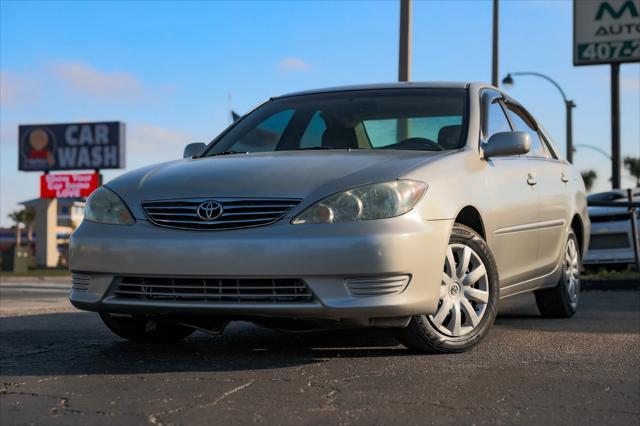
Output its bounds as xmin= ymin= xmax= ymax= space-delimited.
xmin=69 ymin=82 xmax=590 ymax=353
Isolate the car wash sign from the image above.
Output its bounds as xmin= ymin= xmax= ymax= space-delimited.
xmin=19 ymin=121 xmax=125 ymax=171
xmin=574 ymin=0 xmax=640 ymax=65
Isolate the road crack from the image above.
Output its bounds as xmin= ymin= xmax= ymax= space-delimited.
xmin=147 ymin=379 xmax=255 ymax=425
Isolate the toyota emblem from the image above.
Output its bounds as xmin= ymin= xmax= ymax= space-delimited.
xmin=196 ymin=200 xmax=223 ymax=221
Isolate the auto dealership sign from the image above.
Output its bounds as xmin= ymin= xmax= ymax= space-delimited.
xmin=574 ymin=0 xmax=640 ymax=65
xmin=19 ymin=121 xmax=125 ymax=171
xmin=40 ymin=173 xmax=100 ymax=199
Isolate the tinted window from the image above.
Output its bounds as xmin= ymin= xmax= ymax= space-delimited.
xmin=228 ymin=109 xmax=294 ymax=153
xmin=505 ymin=107 xmax=547 ymax=158
xmin=485 ymin=100 xmax=511 ymax=140
xmin=204 ymin=89 xmax=469 ymax=155
xmin=363 ymin=116 xmax=463 ymax=149
xmin=299 ymin=112 xmax=327 ymax=148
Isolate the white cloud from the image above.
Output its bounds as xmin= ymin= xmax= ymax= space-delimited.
xmin=50 ymin=61 xmax=144 ymax=100
xmin=278 ymin=57 xmax=312 ymax=72
xmin=127 ymin=123 xmax=193 ymax=166
xmin=0 ymin=71 xmax=42 ymax=108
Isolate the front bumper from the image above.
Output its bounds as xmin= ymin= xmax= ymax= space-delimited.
xmin=69 ymin=212 xmax=453 ymax=320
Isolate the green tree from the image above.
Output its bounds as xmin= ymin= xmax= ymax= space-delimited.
xmin=22 ymin=208 xmax=36 ymax=242
xmin=7 ymin=210 xmax=26 ymax=246
xmin=581 ymin=169 xmax=597 ymax=192
xmin=623 ymin=156 xmax=640 ymax=187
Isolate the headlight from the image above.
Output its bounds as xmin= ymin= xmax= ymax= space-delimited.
xmin=292 ymin=180 xmax=426 ymax=224
xmin=84 ymin=187 xmax=135 ymax=225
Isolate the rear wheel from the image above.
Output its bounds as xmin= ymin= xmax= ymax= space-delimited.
xmin=534 ymin=229 xmax=580 ymax=318
xmin=393 ymin=224 xmax=499 ymax=353
xmin=99 ymin=313 xmax=195 ymax=342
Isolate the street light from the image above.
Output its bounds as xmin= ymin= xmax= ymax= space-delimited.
xmin=502 ymin=72 xmax=576 ymax=163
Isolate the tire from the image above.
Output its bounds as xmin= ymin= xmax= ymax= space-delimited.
xmin=99 ymin=313 xmax=195 ymax=342
xmin=393 ymin=223 xmax=499 ymax=354
xmin=534 ymin=229 xmax=580 ymax=318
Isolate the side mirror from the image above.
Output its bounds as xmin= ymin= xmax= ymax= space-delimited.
xmin=483 ymin=132 xmax=531 ymax=158
xmin=183 ymin=142 xmax=206 ymax=159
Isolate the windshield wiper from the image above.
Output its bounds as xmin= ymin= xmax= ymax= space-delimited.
xmin=298 ymin=146 xmax=336 ymax=150
xmin=209 ymin=150 xmax=249 ymax=157
xmin=297 ymin=146 xmax=361 ymax=150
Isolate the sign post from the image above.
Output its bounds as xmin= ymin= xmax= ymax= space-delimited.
xmin=573 ymin=0 xmax=639 ymax=189
xmin=17 ymin=121 xmax=125 ymax=267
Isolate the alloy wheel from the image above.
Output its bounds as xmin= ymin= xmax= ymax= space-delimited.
xmin=429 ymin=243 xmax=490 ymax=337
xmin=565 ymin=237 xmax=580 ymax=307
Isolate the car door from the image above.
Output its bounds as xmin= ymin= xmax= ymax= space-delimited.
xmin=504 ymin=104 xmax=570 ymax=277
xmin=480 ymin=90 xmax=541 ymax=287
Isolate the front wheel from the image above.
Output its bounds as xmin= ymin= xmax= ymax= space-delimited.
xmin=100 ymin=313 xmax=195 ymax=342
xmin=393 ymin=224 xmax=500 ymax=353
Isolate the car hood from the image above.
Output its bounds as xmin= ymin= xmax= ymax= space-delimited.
xmin=106 ymin=150 xmax=446 ymax=219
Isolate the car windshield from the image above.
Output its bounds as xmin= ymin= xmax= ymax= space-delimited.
xmin=203 ymin=89 xmax=468 ymax=156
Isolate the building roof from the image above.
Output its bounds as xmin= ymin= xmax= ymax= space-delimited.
xmin=20 ymin=198 xmax=86 ymax=207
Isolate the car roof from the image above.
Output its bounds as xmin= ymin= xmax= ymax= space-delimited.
xmin=277 ymin=82 xmax=471 ymax=98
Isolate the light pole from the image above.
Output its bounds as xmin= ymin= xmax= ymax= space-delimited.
xmin=398 ymin=0 xmax=411 ymax=141
xmin=492 ymin=0 xmax=499 ymax=87
xmin=502 ymin=72 xmax=576 ymax=164
xmin=398 ymin=0 xmax=411 ymax=82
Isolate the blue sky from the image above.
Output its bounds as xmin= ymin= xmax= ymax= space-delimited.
xmin=1 ymin=0 xmax=638 ymax=227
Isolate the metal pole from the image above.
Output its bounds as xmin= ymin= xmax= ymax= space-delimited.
xmin=566 ymin=101 xmax=575 ymax=163
xmin=492 ymin=0 xmax=499 ymax=86
xmin=628 ymin=189 xmax=640 ymax=272
xmin=398 ymin=0 xmax=411 ymax=82
xmin=611 ymin=63 xmax=621 ymax=189
xmin=398 ymin=0 xmax=411 ymax=142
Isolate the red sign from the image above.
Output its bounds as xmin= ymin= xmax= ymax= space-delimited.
xmin=40 ymin=173 xmax=100 ymax=199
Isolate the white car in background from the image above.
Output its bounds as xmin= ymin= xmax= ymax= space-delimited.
xmin=585 ymin=189 xmax=640 ymax=268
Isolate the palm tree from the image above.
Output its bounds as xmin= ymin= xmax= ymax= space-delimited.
xmin=581 ymin=169 xmax=597 ymax=192
xmin=22 ymin=208 xmax=36 ymax=242
xmin=623 ymin=156 xmax=640 ymax=187
xmin=7 ymin=210 xmax=26 ymax=246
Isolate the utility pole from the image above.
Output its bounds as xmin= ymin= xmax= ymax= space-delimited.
xmin=611 ymin=63 xmax=621 ymax=189
xmin=492 ymin=0 xmax=499 ymax=87
xmin=566 ymin=100 xmax=576 ymax=163
xmin=398 ymin=0 xmax=411 ymax=82
xmin=398 ymin=0 xmax=411 ymax=142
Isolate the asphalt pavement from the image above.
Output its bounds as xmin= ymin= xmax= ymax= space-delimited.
xmin=0 ymin=280 xmax=638 ymax=426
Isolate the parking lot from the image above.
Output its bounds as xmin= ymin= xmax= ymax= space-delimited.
xmin=0 ymin=281 xmax=638 ymax=426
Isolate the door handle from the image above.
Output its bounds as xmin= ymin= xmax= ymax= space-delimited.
xmin=561 ymin=173 xmax=569 ymax=183
xmin=527 ymin=173 xmax=537 ymax=186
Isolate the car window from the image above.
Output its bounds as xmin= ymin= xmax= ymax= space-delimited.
xmin=537 ymin=126 xmax=559 ymax=159
xmin=505 ymin=107 xmax=548 ymax=158
xmin=362 ymin=116 xmax=463 ymax=149
xmin=484 ymin=99 xmax=511 ymax=140
xmin=299 ymin=112 xmax=327 ymax=148
xmin=227 ymin=109 xmax=294 ymax=153
xmin=204 ymin=89 xmax=469 ymax=155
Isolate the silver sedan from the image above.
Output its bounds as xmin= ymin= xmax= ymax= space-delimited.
xmin=70 ymin=82 xmax=590 ymax=353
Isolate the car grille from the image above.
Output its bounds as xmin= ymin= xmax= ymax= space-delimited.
xmin=71 ymin=273 xmax=90 ymax=292
xmin=142 ymin=198 xmax=301 ymax=230
xmin=345 ymin=275 xmax=411 ymax=297
xmin=113 ymin=276 xmax=314 ymax=303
